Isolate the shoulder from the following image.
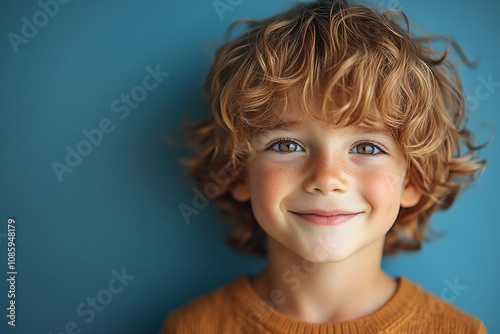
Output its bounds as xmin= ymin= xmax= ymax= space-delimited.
xmin=396 ymin=278 xmax=487 ymax=334
xmin=160 ymin=276 xmax=249 ymax=334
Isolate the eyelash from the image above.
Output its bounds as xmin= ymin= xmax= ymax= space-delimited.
xmin=266 ymin=138 xmax=387 ymax=155
xmin=350 ymin=141 xmax=388 ymax=155
xmin=267 ymin=138 xmax=304 ymax=154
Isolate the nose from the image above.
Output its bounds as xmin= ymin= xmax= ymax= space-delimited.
xmin=303 ymin=153 xmax=349 ymax=195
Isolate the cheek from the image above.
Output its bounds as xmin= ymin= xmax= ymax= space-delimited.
xmin=358 ymin=168 xmax=404 ymax=214
xmin=250 ymin=163 xmax=290 ymax=203
xmin=248 ymin=162 xmax=296 ymax=220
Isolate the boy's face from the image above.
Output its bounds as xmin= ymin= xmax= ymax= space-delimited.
xmin=231 ymin=100 xmax=421 ymax=263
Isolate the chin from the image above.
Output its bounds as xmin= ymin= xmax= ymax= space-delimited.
xmin=291 ymin=241 xmax=359 ymax=264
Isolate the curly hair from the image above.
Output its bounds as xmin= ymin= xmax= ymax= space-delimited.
xmin=183 ymin=0 xmax=486 ymax=256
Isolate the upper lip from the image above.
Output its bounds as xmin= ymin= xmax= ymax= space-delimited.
xmin=290 ymin=209 xmax=359 ymax=216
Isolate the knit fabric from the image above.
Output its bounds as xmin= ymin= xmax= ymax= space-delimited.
xmin=162 ymin=276 xmax=486 ymax=333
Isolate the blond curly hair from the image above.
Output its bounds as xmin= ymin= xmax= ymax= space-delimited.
xmin=183 ymin=0 xmax=485 ymax=256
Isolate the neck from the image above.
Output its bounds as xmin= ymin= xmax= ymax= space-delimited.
xmin=251 ymin=236 xmax=396 ymax=323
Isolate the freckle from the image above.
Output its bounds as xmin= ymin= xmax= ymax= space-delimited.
xmin=262 ymin=167 xmax=296 ymax=194
xmin=336 ymin=154 xmax=354 ymax=178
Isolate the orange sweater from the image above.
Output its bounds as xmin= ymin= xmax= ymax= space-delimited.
xmin=162 ymin=276 xmax=487 ymax=333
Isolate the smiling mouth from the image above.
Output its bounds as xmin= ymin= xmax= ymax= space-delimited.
xmin=290 ymin=210 xmax=360 ymax=226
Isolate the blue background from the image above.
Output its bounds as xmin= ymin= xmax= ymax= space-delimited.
xmin=1 ymin=0 xmax=499 ymax=333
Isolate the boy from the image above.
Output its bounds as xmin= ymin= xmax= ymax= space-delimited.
xmin=164 ymin=0 xmax=487 ymax=332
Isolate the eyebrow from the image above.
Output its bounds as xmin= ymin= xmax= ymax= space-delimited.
xmin=257 ymin=120 xmax=391 ymax=137
xmin=350 ymin=125 xmax=391 ymax=137
xmin=257 ymin=121 xmax=301 ymax=135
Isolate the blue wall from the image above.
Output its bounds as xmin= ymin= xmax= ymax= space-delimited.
xmin=1 ymin=0 xmax=499 ymax=333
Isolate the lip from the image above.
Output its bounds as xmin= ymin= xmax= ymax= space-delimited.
xmin=290 ymin=210 xmax=360 ymax=226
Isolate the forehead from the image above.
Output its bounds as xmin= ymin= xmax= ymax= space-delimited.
xmin=270 ymin=94 xmax=387 ymax=132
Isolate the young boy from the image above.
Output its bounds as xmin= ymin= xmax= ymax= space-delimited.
xmin=163 ymin=0 xmax=487 ymax=332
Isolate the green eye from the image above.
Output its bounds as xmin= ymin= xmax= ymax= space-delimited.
xmin=350 ymin=143 xmax=384 ymax=155
xmin=271 ymin=140 xmax=304 ymax=152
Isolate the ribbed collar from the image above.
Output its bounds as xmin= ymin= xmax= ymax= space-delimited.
xmin=228 ymin=276 xmax=420 ymax=333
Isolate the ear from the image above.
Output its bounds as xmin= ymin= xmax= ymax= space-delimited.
xmin=230 ymin=176 xmax=251 ymax=202
xmin=400 ymin=178 xmax=422 ymax=208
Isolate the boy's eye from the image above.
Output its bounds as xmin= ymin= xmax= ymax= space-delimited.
xmin=270 ymin=140 xmax=304 ymax=152
xmin=350 ymin=142 xmax=384 ymax=155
